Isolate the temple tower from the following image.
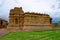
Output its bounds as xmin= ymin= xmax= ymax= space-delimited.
xmin=8 ymin=7 xmax=24 ymax=30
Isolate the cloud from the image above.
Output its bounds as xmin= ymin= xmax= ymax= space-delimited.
xmin=56 ymin=0 xmax=60 ymax=1
xmin=57 ymin=3 xmax=60 ymax=9
xmin=20 ymin=0 xmax=56 ymax=13
xmin=0 ymin=0 xmax=56 ymax=13
xmin=0 ymin=0 xmax=3 ymax=6
xmin=0 ymin=0 xmax=2 ymax=5
xmin=0 ymin=0 xmax=60 ymax=22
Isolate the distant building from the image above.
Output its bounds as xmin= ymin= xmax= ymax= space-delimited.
xmin=8 ymin=7 xmax=53 ymax=31
xmin=0 ymin=18 xmax=7 ymax=28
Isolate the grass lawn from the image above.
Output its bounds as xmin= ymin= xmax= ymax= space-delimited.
xmin=0 ymin=30 xmax=60 ymax=40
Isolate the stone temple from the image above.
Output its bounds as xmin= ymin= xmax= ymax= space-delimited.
xmin=8 ymin=7 xmax=53 ymax=31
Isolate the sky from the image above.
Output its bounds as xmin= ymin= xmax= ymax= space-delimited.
xmin=0 ymin=0 xmax=60 ymax=23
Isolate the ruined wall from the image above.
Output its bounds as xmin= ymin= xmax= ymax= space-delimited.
xmin=23 ymin=12 xmax=53 ymax=31
xmin=0 ymin=18 xmax=7 ymax=28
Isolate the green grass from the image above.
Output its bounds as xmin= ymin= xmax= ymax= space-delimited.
xmin=0 ymin=30 xmax=60 ymax=40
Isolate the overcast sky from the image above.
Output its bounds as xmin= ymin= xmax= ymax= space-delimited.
xmin=0 ymin=0 xmax=60 ymax=22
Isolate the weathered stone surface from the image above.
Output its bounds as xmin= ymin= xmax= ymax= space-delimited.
xmin=0 ymin=18 xmax=7 ymax=28
xmin=8 ymin=7 xmax=53 ymax=31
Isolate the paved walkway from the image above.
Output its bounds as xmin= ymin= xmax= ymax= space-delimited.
xmin=0 ymin=28 xmax=10 ymax=37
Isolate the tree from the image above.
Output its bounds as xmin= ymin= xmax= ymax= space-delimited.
xmin=5 ymin=21 xmax=8 ymax=25
xmin=59 ymin=21 xmax=60 ymax=23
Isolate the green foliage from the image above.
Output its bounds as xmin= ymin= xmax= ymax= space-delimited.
xmin=53 ymin=23 xmax=59 ymax=27
xmin=59 ymin=21 xmax=60 ymax=23
xmin=0 ymin=30 xmax=60 ymax=40
xmin=5 ymin=21 xmax=8 ymax=25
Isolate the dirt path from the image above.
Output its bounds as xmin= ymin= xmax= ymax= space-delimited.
xmin=0 ymin=28 xmax=10 ymax=37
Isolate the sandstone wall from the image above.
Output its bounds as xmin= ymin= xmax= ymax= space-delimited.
xmin=23 ymin=25 xmax=53 ymax=31
xmin=24 ymin=13 xmax=51 ymax=25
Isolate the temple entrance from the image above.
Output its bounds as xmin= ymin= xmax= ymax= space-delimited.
xmin=15 ymin=18 xmax=18 ymax=24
